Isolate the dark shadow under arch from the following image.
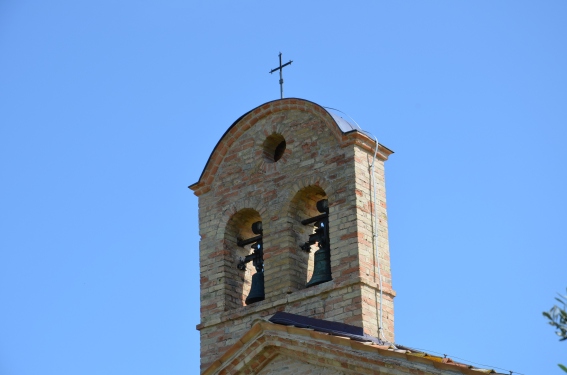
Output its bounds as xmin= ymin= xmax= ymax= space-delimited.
xmin=288 ymin=186 xmax=328 ymax=291
xmin=224 ymin=208 xmax=262 ymax=309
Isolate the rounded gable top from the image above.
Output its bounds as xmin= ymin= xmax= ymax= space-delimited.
xmin=189 ymin=98 xmax=392 ymax=192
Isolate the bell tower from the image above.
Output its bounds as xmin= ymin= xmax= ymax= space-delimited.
xmin=189 ymin=98 xmax=395 ymax=372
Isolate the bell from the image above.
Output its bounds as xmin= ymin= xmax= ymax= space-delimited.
xmin=306 ymin=247 xmax=332 ymax=288
xmin=251 ymin=221 xmax=263 ymax=235
xmin=316 ymin=199 xmax=328 ymax=214
xmin=245 ymin=271 xmax=265 ymax=305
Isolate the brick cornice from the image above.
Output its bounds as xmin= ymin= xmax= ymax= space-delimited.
xmin=343 ymin=131 xmax=394 ymax=161
xmin=196 ymin=277 xmax=396 ymax=331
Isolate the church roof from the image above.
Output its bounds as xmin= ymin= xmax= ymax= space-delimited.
xmin=269 ymin=311 xmax=384 ymax=345
xmin=202 ymin=312 xmax=506 ymax=375
xmin=323 ymin=108 xmax=363 ymax=133
xmin=268 ymin=312 xmax=505 ymax=374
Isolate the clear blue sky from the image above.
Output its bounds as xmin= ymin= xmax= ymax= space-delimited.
xmin=1 ymin=1 xmax=566 ymax=374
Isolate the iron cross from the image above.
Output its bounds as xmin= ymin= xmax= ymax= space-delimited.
xmin=269 ymin=52 xmax=293 ymax=99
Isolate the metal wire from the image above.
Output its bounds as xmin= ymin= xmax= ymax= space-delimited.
xmin=402 ymin=345 xmax=525 ymax=375
xmin=323 ymin=106 xmax=384 ymax=340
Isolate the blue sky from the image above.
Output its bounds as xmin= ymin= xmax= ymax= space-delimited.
xmin=1 ymin=1 xmax=566 ymax=374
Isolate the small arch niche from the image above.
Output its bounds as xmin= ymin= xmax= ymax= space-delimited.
xmin=288 ymin=185 xmax=328 ymax=291
xmin=224 ymin=208 xmax=262 ymax=309
xmin=262 ymin=134 xmax=286 ymax=163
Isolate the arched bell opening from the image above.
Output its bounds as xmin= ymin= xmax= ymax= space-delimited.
xmin=224 ymin=208 xmax=263 ymax=309
xmin=288 ymin=186 xmax=329 ymax=291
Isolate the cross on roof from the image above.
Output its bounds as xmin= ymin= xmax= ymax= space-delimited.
xmin=269 ymin=52 xmax=293 ymax=99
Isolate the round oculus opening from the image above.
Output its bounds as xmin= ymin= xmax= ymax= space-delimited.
xmin=262 ymin=134 xmax=286 ymax=163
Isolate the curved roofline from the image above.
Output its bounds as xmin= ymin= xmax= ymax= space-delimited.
xmin=189 ymin=98 xmax=392 ymax=191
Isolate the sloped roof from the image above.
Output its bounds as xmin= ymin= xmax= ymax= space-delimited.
xmin=269 ymin=311 xmax=383 ymax=345
xmin=202 ymin=312 xmax=506 ymax=375
xmin=324 ymin=108 xmax=363 ymax=133
xmin=269 ymin=312 xmax=505 ymax=374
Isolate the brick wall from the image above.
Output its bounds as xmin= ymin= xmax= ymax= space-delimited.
xmin=257 ymin=354 xmax=347 ymax=375
xmin=190 ymin=99 xmax=395 ymax=371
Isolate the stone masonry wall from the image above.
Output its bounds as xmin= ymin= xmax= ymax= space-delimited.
xmin=191 ymin=99 xmax=394 ymax=371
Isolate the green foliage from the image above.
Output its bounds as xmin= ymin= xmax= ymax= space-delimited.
xmin=543 ymin=289 xmax=567 ymax=373
xmin=543 ymin=289 xmax=567 ymax=341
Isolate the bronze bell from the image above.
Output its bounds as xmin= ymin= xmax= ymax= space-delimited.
xmin=303 ymin=199 xmax=332 ymax=288
xmin=306 ymin=246 xmax=332 ymax=287
xmin=245 ymin=271 xmax=265 ymax=305
xmin=237 ymin=221 xmax=265 ymax=305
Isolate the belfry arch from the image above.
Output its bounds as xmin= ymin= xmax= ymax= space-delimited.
xmin=288 ymin=185 xmax=329 ymax=291
xmin=223 ymin=208 xmax=263 ymax=310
